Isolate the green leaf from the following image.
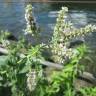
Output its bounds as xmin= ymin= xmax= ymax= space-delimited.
xmin=0 ymin=56 xmax=8 ymax=66
xmin=0 ymin=82 xmax=3 ymax=86
xmin=19 ymin=65 xmax=30 ymax=74
xmin=0 ymin=76 xmax=3 ymax=81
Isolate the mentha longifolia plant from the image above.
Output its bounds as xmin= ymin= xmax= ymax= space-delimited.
xmin=0 ymin=4 xmax=96 ymax=96
xmin=51 ymin=6 xmax=96 ymax=64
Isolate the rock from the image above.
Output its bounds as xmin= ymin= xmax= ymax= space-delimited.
xmin=7 ymin=34 xmax=17 ymax=41
xmin=75 ymin=72 xmax=96 ymax=91
xmin=68 ymin=38 xmax=84 ymax=48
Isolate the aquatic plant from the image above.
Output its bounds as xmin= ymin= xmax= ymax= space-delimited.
xmin=51 ymin=7 xmax=96 ymax=64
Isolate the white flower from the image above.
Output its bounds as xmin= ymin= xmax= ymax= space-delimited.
xmin=62 ymin=7 xmax=68 ymax=12
xmin=26 ymin=70 xmax=37 ymax=91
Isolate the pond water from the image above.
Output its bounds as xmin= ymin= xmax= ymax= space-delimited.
xmin=0 ymin=1 xmax=96 ymax=74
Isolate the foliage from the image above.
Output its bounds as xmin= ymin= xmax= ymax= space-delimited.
xmin=29 ymin=44 xmax=86 ymax=96
xmin=0 ymin=30 xmax=11 ymax=46
xmin=79 ymin=87 xmax=96 ymax=96
xmin=0 ymin=37 xmax=95 ymax=96
xmin=0 ymin=4 xmax=96 ymax=96
xmin=0 ymin=37 xmax=44 ymax=96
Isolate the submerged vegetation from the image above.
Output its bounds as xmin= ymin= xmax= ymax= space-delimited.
xmin=0 ymin=4 xmax=96 ymax=96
